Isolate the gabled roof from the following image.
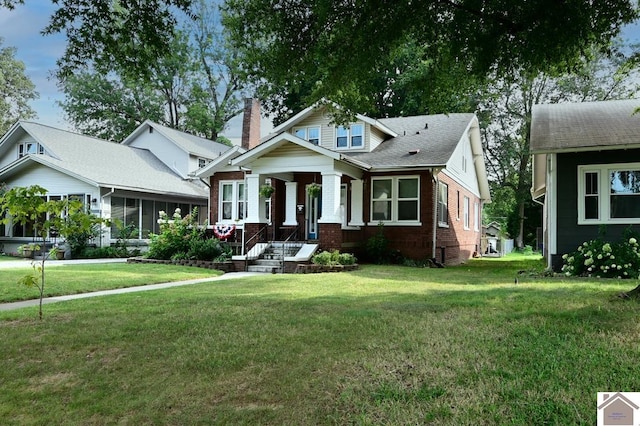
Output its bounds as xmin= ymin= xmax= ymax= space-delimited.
xmin=231 ymin=132 xmax=371 ymax=170
xmin=193 ymin=145 xmax=247 ymax=178
xmin=121 ymin=120 xmax=230 ymax=159
xmin=531 ymin=99 xmax=640 ymax=154
xmin=0 ymin=122 xmax=207 ymax=198
xmin=271 ymin=100 xmax=398 ymax=138
xmin=347 ymin=113 xmax=477 ymax=169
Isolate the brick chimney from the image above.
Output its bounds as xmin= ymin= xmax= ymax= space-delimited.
xmin=241 ymin=98 xmax=261 ymax=150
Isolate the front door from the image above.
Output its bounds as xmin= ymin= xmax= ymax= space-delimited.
xmin=306 ymin=186 xmax=321 ymax=240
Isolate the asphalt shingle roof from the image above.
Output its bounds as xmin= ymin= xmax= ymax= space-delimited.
xmin=143 ymin=121 xmax=230 ymax=158
xmin=14 ymin=122 xmax=207 ymax=197
xmin=530 ymin=99 xmax=640 ymax=153
xmin=346 ymin=113 xmax=475 ymax=168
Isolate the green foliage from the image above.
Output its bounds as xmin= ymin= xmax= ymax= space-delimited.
xmin=0 ymin=37 xmax=38 ymax=135
xmin=365 ymin=223 xmax=390 ymax=264
xmin=561 ymin=232 xmax=640 ymax=279
xmin=311 ymin=250 xmax=357 ymax=266
xmin=79 ymin=247 xmax=121 ymax=259
xmin=147 ymin=208 xmax=230 ymax=261
xmin=259 ymin=184 xmax=274 ymax=199
xmin=57 ymin=1 xmax=245 ymax=142
xmin=223 ymin=0 xmax=637 ymax=120
xmin=0 ymin=185 xmax=105 ymax=318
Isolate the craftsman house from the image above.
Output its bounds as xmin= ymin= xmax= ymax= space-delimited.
xmin=0 ymin=121 xmax=213 ymax=253
xmin=195 ymin=100 xmax=491 ymax=265
xmin=531 ymin=98 xmax=640 ymax=270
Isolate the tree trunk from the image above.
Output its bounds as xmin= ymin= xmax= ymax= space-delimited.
xmin=619 ymin=284 xmax=640 ymax=300
xmin=516 ymin=199 xmax=525 ymax=249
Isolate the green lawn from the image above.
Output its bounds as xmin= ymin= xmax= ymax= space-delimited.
xmin=0 ymin=263 xmax=222 ymax=303
xmin=1 ymin=256 xmax=639 ymax=424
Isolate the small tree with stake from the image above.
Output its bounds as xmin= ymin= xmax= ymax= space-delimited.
xmin=0 ymin=185 xmax=104 ymax=319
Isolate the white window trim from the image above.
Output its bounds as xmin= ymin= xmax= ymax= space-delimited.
xmin=335 ymin=123 xmax=364 ymax=150
xmin=218 ymin=180 xmax=246 ymax=223
xmin=294 ymin=126 xmax=321 ymax=145
xmin=474 ymin=201 xmax=480 ymax=232
xmin=463 ymin=196 xmax=470 ymax=230
xmin=578 ymin=162 xmax=640 ymax=225
xmin=438 ymin=181 xmax=449 ymax=228
xmin=368 ymin=176 xmax=421 ymax=225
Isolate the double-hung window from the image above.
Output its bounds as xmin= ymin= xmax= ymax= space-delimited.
xmin=294 ymin=126 xmax=320 ymax=145
xmin=579 ymin=163 xmax=640 ymax=224
xmin=336 ymin=124 xmax=364 ymax=149
xmin=371 ymin=176 xmax=419 ymax=223
xmin=437 ymin=182 xmax=449 ymax=226
xmin=463 ymin=196 xmax=470 ymax=229
xmin=219 ymin=181 xmax=245 ymax=222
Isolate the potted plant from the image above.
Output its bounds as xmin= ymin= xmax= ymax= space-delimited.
xmin=18 ymin=244 xmax=38 ymax=258
xmin=307 ymin=183 xmax=321 ymax=198
xmin=259 ymin=184 xmax=275 ymax=199
xmin=51 ymin=244 xmax=66 ymax=260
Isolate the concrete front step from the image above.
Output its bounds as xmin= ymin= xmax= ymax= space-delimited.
xmin=247 ymin=265 xmax=280 ymax=273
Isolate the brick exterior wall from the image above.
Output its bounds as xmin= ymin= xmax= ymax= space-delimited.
xmin=433 ymin=172 xmax=482 ymax=265
xmin=208 ymin=171 xmax=244 ymax=224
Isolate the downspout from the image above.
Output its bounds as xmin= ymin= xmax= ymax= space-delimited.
xmin=431 ymin=169 xmax=440 ymax=260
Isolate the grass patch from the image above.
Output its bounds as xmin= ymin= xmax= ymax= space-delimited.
xmin=0 ymin=263 xmax=222 ymax=303
xmin=1 ymin=257 xmax=639 ymax=424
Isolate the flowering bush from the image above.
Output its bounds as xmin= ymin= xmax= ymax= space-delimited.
xmin=561 ymin=235 xmax=640 ymax=279
xmin=147 ymin=208 xmax=231 ymax=261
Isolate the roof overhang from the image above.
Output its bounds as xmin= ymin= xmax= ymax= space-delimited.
xmin=271 ymin=100 xmax=398 ymax=138
xmin=531 ymin=143 xmax=640 ymax=155
xmin=0 ymin=155 xmax=99 ymax=188
xmin=233 ymin=132 xmax=346 ymax=167
xmin=193 ymin=145 xmax=247 ymax=178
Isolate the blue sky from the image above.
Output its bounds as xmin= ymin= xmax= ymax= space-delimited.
xmin=1 ymin=2 xmax=639 ymax=137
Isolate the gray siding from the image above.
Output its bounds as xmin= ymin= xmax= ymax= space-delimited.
xmin=552 ymin=149 xmax=640 ymax=269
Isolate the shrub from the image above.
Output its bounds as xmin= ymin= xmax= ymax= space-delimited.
xmin=312 ymin=250 xmax=356 ymax=266
xmin=561 ymin=234 xmax=640 ymax=279
xmin=365 ymin=223 xmax=389 ymax=264
xmin=147 ymin=208 xmax=231 ymax=262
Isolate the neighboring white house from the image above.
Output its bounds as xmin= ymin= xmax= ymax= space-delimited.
xmin=0 ymin=121 xmax=220 ymax=253
xmin=121 ymin=120 xmax=231 ymax=177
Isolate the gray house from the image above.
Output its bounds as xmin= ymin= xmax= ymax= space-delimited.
xmin=531 ymin=99 xmax=640 ymax=270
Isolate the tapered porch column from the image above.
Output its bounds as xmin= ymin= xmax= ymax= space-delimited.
xmin=318 ymin=172 xmax=342 ymax=223
xmin=283 ymin=181 xmax=298 ymax=226
xmin=245 ymin=174 xmax=267 ymax=223
xmin=349 ymin=179 xmax=365 ymax=226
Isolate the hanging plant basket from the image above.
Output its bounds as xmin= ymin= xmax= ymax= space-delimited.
xmin=259 ymin=184 xmax=275 ymax=199
xmin=307 ymin=183 xmax=321 ymax=198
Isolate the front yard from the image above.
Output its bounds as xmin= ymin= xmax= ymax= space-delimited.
xmin=1 ymin=256 xmax=638 ymax=424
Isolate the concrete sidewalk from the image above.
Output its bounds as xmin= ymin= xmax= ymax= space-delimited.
xmin=0 ymin=264 xmax=263 ymax=312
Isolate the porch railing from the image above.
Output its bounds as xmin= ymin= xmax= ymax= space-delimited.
xmin=278 ymin=225 xmax=301 ymax=273
xmin=243 ymin=224 xmax=271 ymax=271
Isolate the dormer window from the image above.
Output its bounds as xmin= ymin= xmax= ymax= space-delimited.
xmin=18 ymin=142 xmax=44 ymax=158
xmin=336 ymin=124 xmax=363 ymax=149
xmin=294 ymin=126 xmax=320 ymax=145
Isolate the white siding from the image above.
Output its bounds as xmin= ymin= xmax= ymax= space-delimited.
xmin=126 ymin=130 xmax=190 ymax=178
xmin=7 ymin=162 xmax=98 ymax=196
xmin=443 ymin=131 xmax=481 ymax=197
xmin=0 ymin=134 xmax=38 ymax=169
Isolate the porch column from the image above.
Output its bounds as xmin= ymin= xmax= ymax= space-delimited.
xmin=349 ymin=179 xmax=365 ymax=226
xmin=283 ymin=181 xmax=298 ymax=226
xmin=245 ymin=174 xmax=267 ymax=223
xmin=318 ymin=172 xmax=342 ymax=223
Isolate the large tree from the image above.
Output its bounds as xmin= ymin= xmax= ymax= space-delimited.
xmin=57 ymin=0 xmax=245 ymax=142
xmin=222 ymin=0 xmax=638 ymax=117
xmin=0 ymin=37 xmax=38 ymax=135
xmin=479 ymin=42 xmax=640 ymax=248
